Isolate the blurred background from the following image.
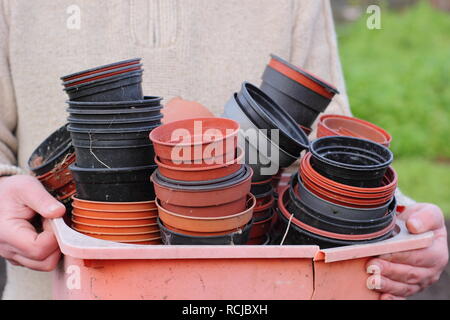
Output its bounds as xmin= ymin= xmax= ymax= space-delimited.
xmin=331 ymin=0 xmax=449 ymax=299
xmin=0 ymin=0 xmax=448 ymax=300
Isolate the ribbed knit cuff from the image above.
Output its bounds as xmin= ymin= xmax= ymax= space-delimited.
xmin=0 ymin=164 xmax=27 ymax=177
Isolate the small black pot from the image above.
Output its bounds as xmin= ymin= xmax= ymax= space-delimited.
xmin=261 ymin=66 xmax=332 ymax=128
xmin=271 ymin=208 xmax=394 ymax=248
xmin=28 ymin=124 xmax=74 ymax=176
xmin=67 ymin=124 xmax=159 ymax=141
xmin=70 ymin=164 xmax=157 ymax=202
xmin=64 ymin=70 xmax=144 ymax=102
xmin=72 ymin=139 xmax=155 ymax=169
xmin=62 ymin=64 xmax=143 ymax=87
xmin=67 ymin=106 xmax=162 ymax=122
xmin=236 ymin=82 xmax=309 ymax=156
xmin=310 ymin=136 xmax=394 ymax=188
xmin=66 ymin=96 xmax=162 ymax=110
xmin=67 ymin=114 xmax=163 ymax=130
xmin=158 ymin=219 xmax=253 ymax=245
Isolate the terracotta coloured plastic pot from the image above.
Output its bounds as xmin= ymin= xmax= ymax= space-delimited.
xmin=72 ymin=208 xmax=157 ymax=220
xmin=73 ymin=229 xmax=161 ymax=242
xmin=67 ymin=96 xmax=162 ymax=110
xmin=318 ymin=115 xmax=392 ymax=147
xmin=154 ymin=149 xmax=244 ymax=182
xmin=236 ymin=82 xmax=309 ymax=156
xmin=70 ymin=164 xmax=157 ymax=202
xmin=61 ymin=58 xmax=141 ymax=82
xmin=156 ymin=194 xmax=255 ymax=233
xmin=63 ymin=64 xmax=143 ymax=88
xmin=123 ymin=239 xmax=162 ymax=245
xmin=64 ymin=70 xmax=144 ymax=102
xmin=72 ymin=221 xmax=159 ymax=234
xmin=72 ymin=214 xmax=157 ymax=226
xmin=149 ymin=117 xmax=239 ymax=163
xmin=72 ymin=197 xmax=156 ymax=211
xmin=249 ymin=212 xmax=275 ymax=239
xmin=161 ymin=196 xmax=247 ymax=218
xmin=151 ymin=165 xmax=252 ymax=207
xmin=158 ymin=219 xmax=252 ymax=245
xmin=28 ymin=124 xmax=74 ymax=177
xmin=162 ymin=97 xmax=215 ymax=124
xmin=38 ymin=153 xmax=76 ymax=191
xmin=253 ymin=196 xmax=275 ymax=222
xmin=255 ymin=189 xmax=274 ymax=208
xmin=310 ymin=137 xmax=394 ymax=188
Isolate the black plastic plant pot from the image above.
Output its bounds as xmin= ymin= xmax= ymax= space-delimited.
xmin=271 ymin=209 xmax=393 ymax=248
xmin=64 ymin=70 xmax=144 ymax=102
xmin=72 ymin=139 xmax=156 ymax=169
xmin=70 ymin=164 xmax=157 ymax=202
xmin=67 ymin=114 xmax=163 ymax=130
xmin=261 ymin=67 xmax=332 ymax=128
xmin=62 ymin=64 xmax=143 ymax=87
xmin=60 ymin=58 xmax=141 ymax=82
xmin=67 ymin=124 xmax=159 ymax=141
xmin=251 ymin=181 xmax=274 ymax=198
xmin=295 ymin=174 xmax=392 ymax=220
xmin=67 ymin=106 xmax=163 ymax=122
xmin=285 ymin=182 xmax=396 ymax=235
xmin=310 ymin=136 xmax=394 ymax=188
xmin=158 ymin=219 xmax=253 ymax=245
xmin=66 ymin=96 xmax=162 ymax=110
xmin=236 ymin=82 xmax=309 ymax=156
xmin=28 ymin=124 xmax=74 ymax=176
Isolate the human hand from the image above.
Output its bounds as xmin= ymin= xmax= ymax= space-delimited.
xmin=367 ymin=203 xmax=449 ymax=300
xmin=0 ymin=175 xmax=66 ymax=271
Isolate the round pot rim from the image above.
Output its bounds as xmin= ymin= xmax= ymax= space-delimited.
xmin=72 ymin=212 xmax=158 ymax=221
xmin=61 ymin=58 xmax=141 ymax=81
xmin=72 ymin=226 xmax=161 ymax=236
xmin=319 ymin=114 xmax=392 ymax=145
xmin=67 ymin=123 xmax=160 ymax=134
xmin=67 ymin=114 xmax=163 ymax=125
xmin=269 ymin=54 xmax=339 ymax=96
xmin=70 ymin=164 xmax=157 ymax=174
xmin=278 ymin=187 xmax=397 ymax=241
xmin=253 ymin=210 xmax=275 ymax=226
xmin=302 ymin=153 xmax=398 ymax=194
xmin=63 ymin=64 xmax=143 ymax=87
xmin=149 ymin=117 xmax=240 ymax=148
xmin=71 ymin=218 xmax=158 ymax=229
xmin=240 ymin=82 xmax=309 ymax=152
xmin=254 ymin=196 xmax=275 ymax=212
xmin=67 ymin=106 xmax=163 ymax=115
xmin=66 ymin=96 xmax=162 ymax=107
xmin=151 ymin=165 xmax=252 ymax=193
xmin=154 ymin=148 xmax=244 ymax=173
xmin=72 ymin=196 xmax=156 ymax=207
xmin=64 ymin=69 xmax=143 ymax=92
xmin=310 ymin=137 xmax=393 ymax=171
xmin=296 ymin=173 xmax=393 ymax=213
xmin=156 ymin=194 xmax=256 ymax=221
xmin=251 ymin=177 xmax=273 ymax=185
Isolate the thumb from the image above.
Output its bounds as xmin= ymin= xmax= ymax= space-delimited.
xmin=16 ymin=176 xmax=66 ymax=219
xmin=405 ymin=204 xmax=444 ymax=234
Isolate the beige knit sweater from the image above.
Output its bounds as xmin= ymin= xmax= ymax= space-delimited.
xmin=0 ymin=0 xmax=351 ymax=299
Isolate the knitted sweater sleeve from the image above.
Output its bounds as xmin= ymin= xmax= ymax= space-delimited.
xmin=289 ymin=0 xmax=351 ymax=123
xmin=0 ymin=0 xmax=25 ymax=176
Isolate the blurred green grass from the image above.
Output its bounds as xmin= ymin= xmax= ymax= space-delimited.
xmin=338 ymin=2 xmax=450 ymax=216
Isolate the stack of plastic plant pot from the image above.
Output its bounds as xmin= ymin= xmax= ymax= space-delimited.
xmin=273 ymin=136 xmax=398 ymax=248
xmin=260 ymin=54 xmax=339 ymax=131
xmin=317 ymin=114 xmax=393 ymax=147
xmin=28 ymin=124 xmax=76 ymax=208
xmin=60 ymin=59 xmax=162 ymax=245
xmin=61 ymin=58 xmax=144 ymax=102
xmin=149 ymin=118 xmax=256 ymax=245
xmin=246 ymin=178 xmax=276 ymax=245
xmin=222 ymin=82 xmax=309 ymax=183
